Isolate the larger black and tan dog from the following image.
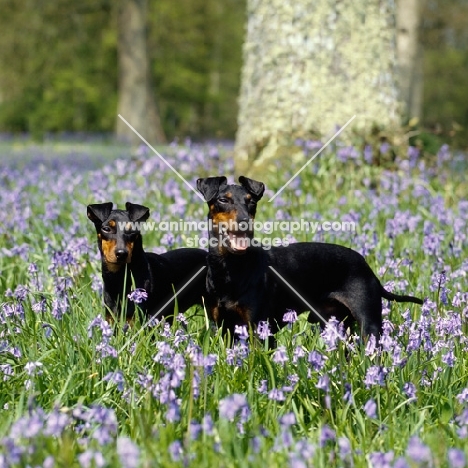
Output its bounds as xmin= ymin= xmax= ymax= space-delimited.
xmin=87 ymin=202 xmax=207 ymax=322
xmin=196 ymin=176 xmax=423 ymax=340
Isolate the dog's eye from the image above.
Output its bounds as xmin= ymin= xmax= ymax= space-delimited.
xmin=101 ymin=226 xmax=112 ymax=233
xmin=218 ymin=197 xmax=230 ymax=204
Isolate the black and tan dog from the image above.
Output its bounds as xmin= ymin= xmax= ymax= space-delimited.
xmin=87 ymin=202 xmax=207 ymax=322
xmin=196 ymin=176 xmax=423 ymax=341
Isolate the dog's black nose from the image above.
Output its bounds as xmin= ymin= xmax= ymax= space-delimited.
xmin=115 ymin=249 xmax=128 ymax=260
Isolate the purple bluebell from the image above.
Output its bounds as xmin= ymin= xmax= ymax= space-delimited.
xmin=0 ymin=364 xmax=13 ymax=381
xmin=202 ymin=413 xmax=214 ymax=435
xmin=403 ymin=382 xmax=417 ymax=401
xmin=219 ymin=393 xmax=249 ymax=421
xmin=338 ymin=436 xmax=352 ymax=460
xmin=127 ymin=288 xmax=148 ymax=304
xmin=308 ymin=350 xmax=326 ymax=372
xmin=78 ymin=450 xmax=105 ymax=468
xmin=292 ymin=346 xmax=306 ymax=363
xmin=343 ymin=383 xmax=354 ymax=404
xmin=316 ymin=374 xmax=330 ymax=392
xmin=257 ymin=321 xmax=272 ymax=340
xmin=272 ymin=346 xmax=289 ymax=365
xmin=319 ymin=425 xmax=336 ymax=447
xmin=447 ymin=448 xmax=466 ymax=468
xmin=365 ymin=334 xmax=378 ymax=355
xmin=103 ymin=371 xmax=125 ymax=392
xmin=280 ymin=412 xmax=296 ymax=427
xmin=234 ymin=324 xmax=249 ymax=340
xmin=24 ymin=361 xmax=43 ymax=377
xmin=283 ymin=309 xmax=298 ymax=324
xmin=268 ymin=388 xmax=286 ymax=402
xmin=364 ymin=366 xmax=387 ymax=388
xmin=44 ymin=409 xmax=70 ymax=437
xmin=394 ymin=457 xmax=410 ymax=468
xmin=320 ymin=317 xmax=345 ymax=351
xmin=369 ymin=451 xmax=394 ymax=468
xmin=258 ymin=380 xmax=268 ymax=394
xmin=406 ymin=436 xmax=432 ymax=463
xmin=457 ymin=388 xmax=468 ymax=404
xmin=363 ymin=399 xmax=377 ymax=419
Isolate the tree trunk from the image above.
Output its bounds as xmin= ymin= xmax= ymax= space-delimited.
xmin=234 ymin=0 xmax=401 ymax=177
xmin=396 ymin=0 xmax=423 ymax=122
xmin=116 ymin=0 xmax=166 ymax=145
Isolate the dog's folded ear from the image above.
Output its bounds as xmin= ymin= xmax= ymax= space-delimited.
xmin=196 ymin=176 xmax=228 ymax=202
xmin=238 ymin=176 xmax=265 ymax=201
xmin=125 ymin=202 xmax=150 ymax=223
xmin=87 ymin=202 xmax=114 ymax=226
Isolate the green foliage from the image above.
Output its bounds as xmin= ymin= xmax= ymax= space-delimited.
xmin=423 ymin=48 xmax=468 ymax=148
xmin=0 ymin=0 xmax=245 ymax=139
xmin=0 ymin=143 xmax=467 ymax=466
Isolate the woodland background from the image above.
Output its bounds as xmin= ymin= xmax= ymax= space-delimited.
xmin=0 ymin=0 xmax=466 ymax=149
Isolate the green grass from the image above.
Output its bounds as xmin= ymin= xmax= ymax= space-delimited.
xmin=0 ymin=142 xmax=467 ymax=467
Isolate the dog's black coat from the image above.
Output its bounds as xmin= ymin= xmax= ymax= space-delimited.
xmin=87 ymin=202 xmax=207 ymax=321
xmin=197 ymin=176 xmax=423 ymax=339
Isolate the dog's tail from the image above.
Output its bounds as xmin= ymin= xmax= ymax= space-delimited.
xmin=381 ymin=287 xmax=423 ymax=305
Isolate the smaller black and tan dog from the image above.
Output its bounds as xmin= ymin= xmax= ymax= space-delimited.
xmin=197 ymin=176 xmax=423 ymax=341
xmin=87 ymin=202 xmax=207 ymax=322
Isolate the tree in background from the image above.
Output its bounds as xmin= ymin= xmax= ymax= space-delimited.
xmin=116 ymin=0 xmax=166 ymax=144
xmin=0 ymin=0 xmax=245 ymax=141
xmin=396 ymin=0 xmax=423 ymax=122
xmin=421 ymin=0 xmax=468 ymax=149
xmin=234 ymin=0 xmax=401 ymax=177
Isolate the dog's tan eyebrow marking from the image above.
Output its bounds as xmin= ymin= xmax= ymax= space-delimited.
xmin=108 ymin=219 xmax=116 ymax=228
xmin=224 ymin=192 xmax=232 ymax=198
xmin=245 ymin=194 xmax=252 ymax=200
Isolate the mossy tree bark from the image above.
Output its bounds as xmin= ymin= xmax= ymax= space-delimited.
xmin=234 ymin=0 xmax=401 ymax=177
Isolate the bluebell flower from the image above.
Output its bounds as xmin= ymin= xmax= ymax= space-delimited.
xmin=363 ymin=398 xmax=377 ymax=419
xmin=127 ymin=288 xmax=148 ymax=304
xmin=268 ymin=388 xmax=286 ymax=402
xmin=338 ymin=436 xmax=352 ymax=460
xmin=169 ymin=440 xmax=183 ymax=462
xmin=24 ymin=361 xmax=43 ymax=377
xmin=202 ymin=413 xmax=214 ymax=436
xmin=280 ymin=412 xmax=296 ymax=427
xmin=219 ymin=393 xmax=249 ymax=421
xmin=403 ymin=382 xmax=417 ymax=401
xmin=447 ymin=448 xmax=466 ymax=468
xmin=257 ymin=321 xmax=272 ymax=340
xmin=316 ymin=374 xmax=330 ymax=392
xmin=308 ymin=350 xmax=326 ymax=371
xmin=369 ymin=451 xmax=394 ymax=468
xmin=283 ymin=309 xmax=298 ymax=324
xmin=103 ymin=370 xmax=125 ymax=392
xmin=406 ymin=436 xmax=432 ymax=463
xmin=457 ymin=388 xmax=468 ymax=404
xmin=319 ymin=425 xmax=335 ymax=447
xmin=44 ymin=409 xmax=70 ymax=437
xmin=78 ymin=449 xmax=105 ymax=468
xmin=364 ymin=366 xmax=387 ymax=388
xmin=234 ymin=324 xmax=249 ymax=340
xmin=272 ymin=346 xmax=288 ymax=364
